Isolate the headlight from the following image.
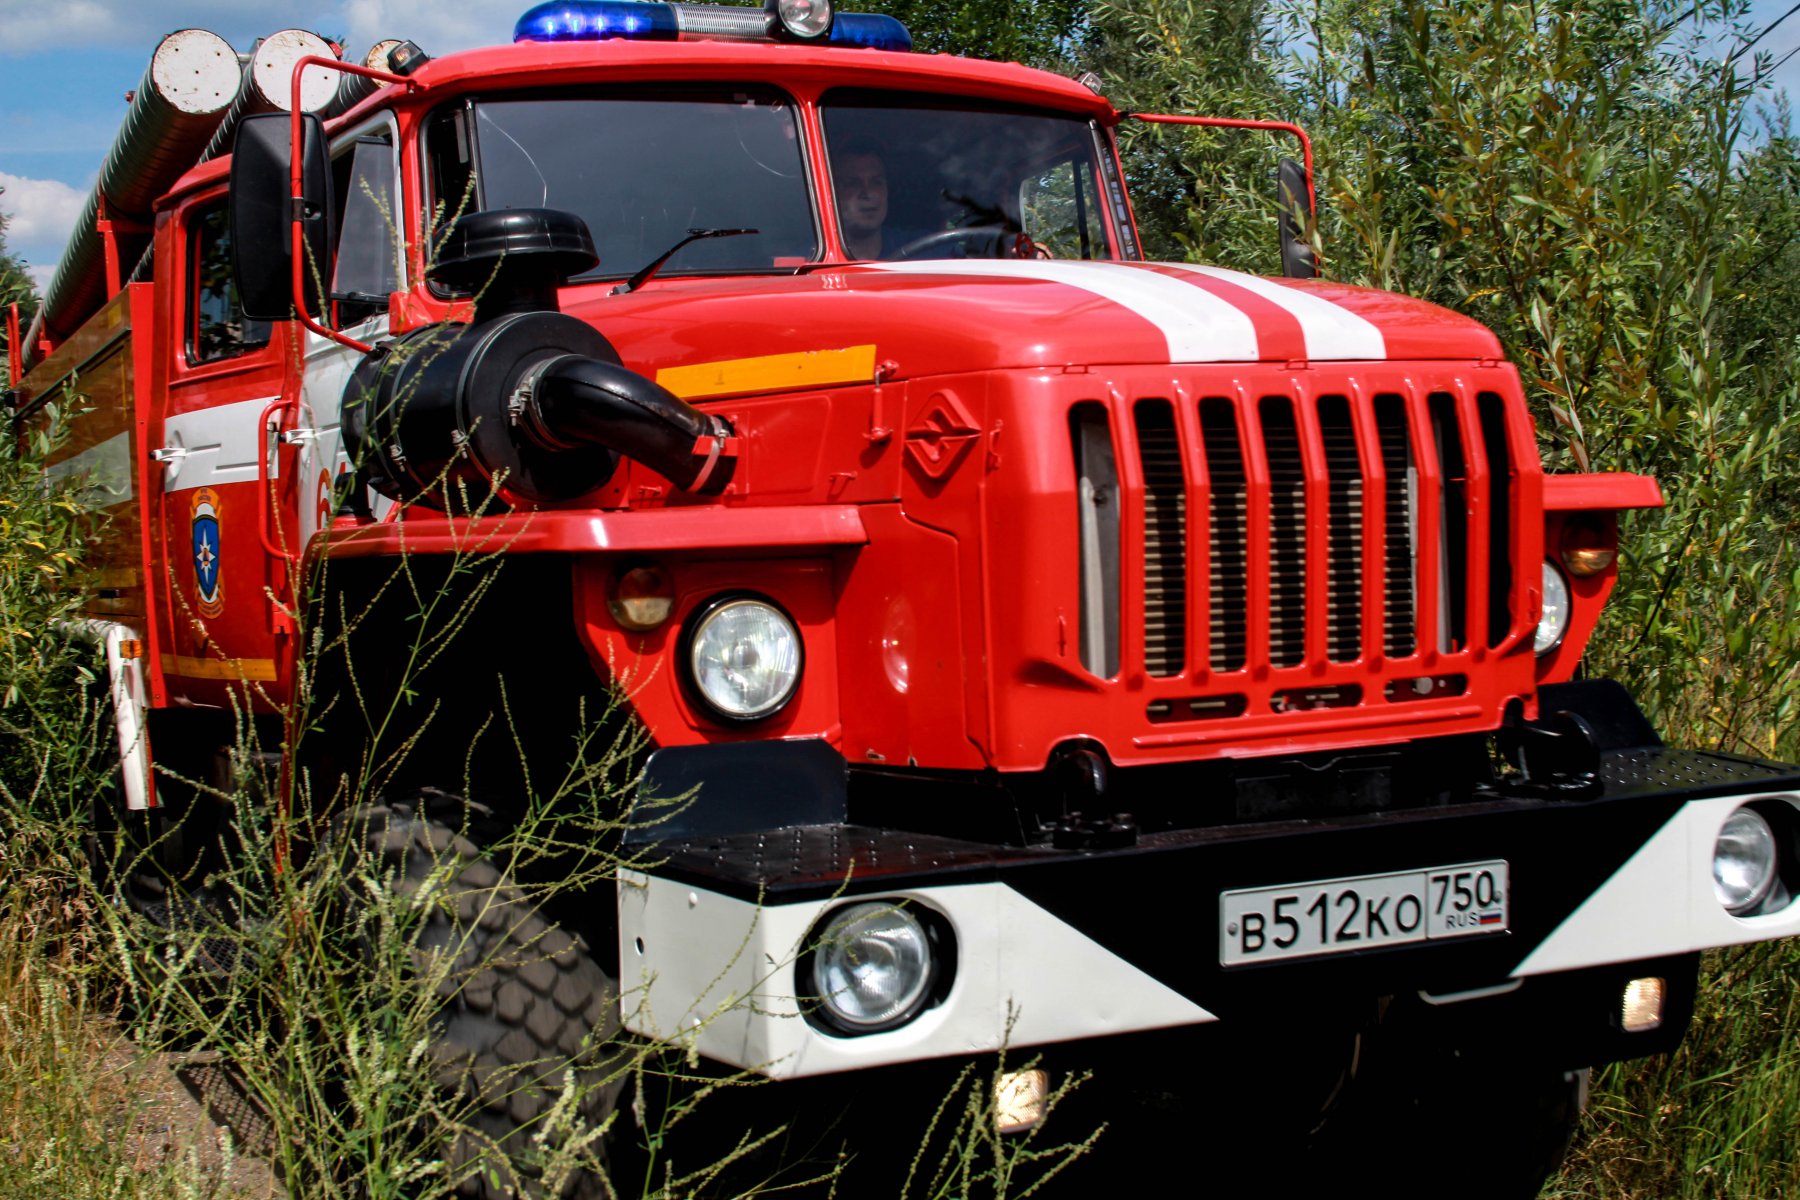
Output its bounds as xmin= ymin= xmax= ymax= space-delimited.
xmin=809 ymin=901 xmax=936 ymax=1032
xmin=1714 ymin=806 xmax=1779 ymax=915
xmin=685 ymin=596 xmax=802 ymax=722
xmin=766 ymin=0 xmax=833 ymax=38
xmin=1535 ymin=561 xmax=1571 ymax=655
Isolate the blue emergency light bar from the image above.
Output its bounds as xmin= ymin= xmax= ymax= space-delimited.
xmin=515 ymin=0 xmax=913 ymax=51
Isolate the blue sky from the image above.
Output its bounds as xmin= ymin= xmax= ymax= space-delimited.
xmin=0 ymin=0 xmax=525 ymax=291
xmin=3 ymin=0 xmax=1799 ymax=291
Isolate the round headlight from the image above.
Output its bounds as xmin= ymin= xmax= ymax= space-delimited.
xmin=766 ymin=0 xmax=833 ymax=39
xmin=1714 ymin=806 xmax=1779 ymax=915
xmin=1536 ymin=561 xmax=1571 ymax=655
xmin=686 ymin=596 xmax=802 ymax=722
xmin=810 ymin=901 xmax=935 ymax=1030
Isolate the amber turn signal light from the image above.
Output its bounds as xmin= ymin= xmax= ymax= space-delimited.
xmin=610 ymin=563 xmax=675 ymax=631
xmin=1560 ymin=514 xmax=1618 ymax=578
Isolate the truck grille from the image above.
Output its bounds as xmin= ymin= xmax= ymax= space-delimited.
xmin=1134 ymin=400 xmax=1186 ymax=676
xmin=1089 ymin=373 xmax=1525 ymax=694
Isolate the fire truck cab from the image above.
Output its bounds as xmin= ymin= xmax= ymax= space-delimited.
xmin=15 ymin=2 xmax=1800 ymax=1194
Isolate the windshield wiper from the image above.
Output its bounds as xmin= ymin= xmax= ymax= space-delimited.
xmin=612 ymin=227 xmax=758 ymax=295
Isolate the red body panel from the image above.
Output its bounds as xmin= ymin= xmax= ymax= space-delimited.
xmin=323 ymin=504 xmax=869 ymax=557
xmin=1543 ymin=472 xmax=1663 ymax=511
xmin=574 ymin=554 xmax=847 ymax=745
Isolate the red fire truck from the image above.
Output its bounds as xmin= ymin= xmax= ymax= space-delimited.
xmin=12 ymin=2 xmax=1800 ymax=1194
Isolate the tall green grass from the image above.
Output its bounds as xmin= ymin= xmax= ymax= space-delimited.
xmin=0 ymin=877 xmax=241 ymax=1199
xmin=1552 ymin=944 xmax=1800 ymax=1198
xmin=0 ymin=403 xmax=1101 ymax=1198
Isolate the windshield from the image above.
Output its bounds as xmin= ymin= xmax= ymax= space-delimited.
xmin=820 ymin=89 xmax=1119 ymax=261
xmin=426 ymin=87 xmax=818 ymax=280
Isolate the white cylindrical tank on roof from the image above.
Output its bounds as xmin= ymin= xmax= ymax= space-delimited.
xmin=34 ymin=28 xmax=239 ymax=347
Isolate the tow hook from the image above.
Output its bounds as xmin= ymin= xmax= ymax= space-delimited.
xmin=1051 ymin=812 xmax=1140 ymax=850
xmin=1497 ymin=706 xmax=1604 ymax=799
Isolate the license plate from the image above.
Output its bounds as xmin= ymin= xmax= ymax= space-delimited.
xmin=1220 ymin=860 xmax=1509 ymax=967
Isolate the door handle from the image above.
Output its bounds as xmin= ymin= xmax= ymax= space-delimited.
xmin=257 ymin=397 xmax=301 ymax=563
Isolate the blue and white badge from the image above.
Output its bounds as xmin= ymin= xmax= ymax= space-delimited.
xmin=190 ymin=486 xmax=224 ymax=618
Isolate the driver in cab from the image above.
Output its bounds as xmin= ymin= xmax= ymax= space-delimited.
xmin=833 ymin=142 xmax=901 ymax=260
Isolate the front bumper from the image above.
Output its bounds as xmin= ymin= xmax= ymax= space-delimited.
xmin=618 ymin=743 xmax=1800 ymax=1079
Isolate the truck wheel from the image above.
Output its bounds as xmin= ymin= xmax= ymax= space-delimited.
xmin=337 ymin=802 xmax=624 ymax=1199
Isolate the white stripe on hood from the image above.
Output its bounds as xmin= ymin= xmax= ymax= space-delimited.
xmin=865 ymin=259 xmax=1261 ymax=362
xmin=1160 ymin=263 xmax=1387 ymax=360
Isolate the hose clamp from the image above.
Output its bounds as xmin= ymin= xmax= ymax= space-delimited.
xmin=688 ymin=419 xmax=736 ymax=493
xmin=510 ymin=355 xmax=584 ymax=451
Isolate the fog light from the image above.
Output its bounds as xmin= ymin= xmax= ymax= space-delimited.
xmin=810 ymin=901 xmax=934 ymax=1031
xmin=1713 ymin=805 xmax=1779 ymax=915
xmin=994 ymin=1068 xmax=1049 ymax=1134
xmin=1621 ymin=976 xmax=1665 ymax=1033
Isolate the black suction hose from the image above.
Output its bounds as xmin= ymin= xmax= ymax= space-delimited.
xmin=520 ymin=354 xmax=735 ymax=495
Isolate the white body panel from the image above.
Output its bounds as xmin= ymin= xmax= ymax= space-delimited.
xmin=158 ymin=394 xmax=281 ymax=494
xmin=60 ymin=620 xmax=154 ymax=810
xmin=618 ymin=871 xmax=1214 ymax=1079
xmin=1513 ymin=792 xmax=1800 ymax=975
xmin=297 ymin=322 xmax=372 ymax=547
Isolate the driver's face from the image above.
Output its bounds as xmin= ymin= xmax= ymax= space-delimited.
xmin=835 ymin=153 xmax=889 ymax=238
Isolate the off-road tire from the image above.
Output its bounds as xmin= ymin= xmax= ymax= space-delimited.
xmin=338 ymin=801 xmax=623 ymax=1199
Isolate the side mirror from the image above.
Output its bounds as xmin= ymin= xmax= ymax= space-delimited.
xmin=1277 ymin=156 xmax=1319 ymax=280
xmin=230 ymin=111 xmax=335 ymax=321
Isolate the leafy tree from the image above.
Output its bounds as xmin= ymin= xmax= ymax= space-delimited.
xmin=851 ymin=0 xmax=1090 ymax=66
xmin=0 ymin=201 xmax=40 ymax=385
xmin=720 ymin=0 xmax=1089 ymax=66
xmin=1087 ymin=0 xmax=1290 ymax=261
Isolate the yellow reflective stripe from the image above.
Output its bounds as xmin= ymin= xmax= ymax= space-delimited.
xmin=160 ymin=654 xmax=279 ymax=681
xmin=656 ymin=344 xmax=877 ymax=400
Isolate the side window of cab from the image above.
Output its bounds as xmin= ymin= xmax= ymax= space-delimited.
xmin=329 ymin=119 xmax=404 ymax=329
xmin=188 ymin=201 xmax=272 ymax=365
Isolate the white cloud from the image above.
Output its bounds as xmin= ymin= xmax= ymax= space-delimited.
xmin=0 ymin=0 xmax=124 ymax=54
xmin=0 ymin=172 xmax=87 ymax=260
xmin=0 ymin=0 xmax=306 ymax=54
xmin=339 ymin=0 xmax=523 ymax=56
xmin=26 ymin=263 xmax=55 ymax=295
xmin=0 ymin=0 xmax=521 ymax=57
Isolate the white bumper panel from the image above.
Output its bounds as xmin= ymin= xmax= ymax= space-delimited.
xmin=618 ymin=871 xmax=1214 ymax=1079
xmin=1513 ymin=791 xmax=1800 ymax=976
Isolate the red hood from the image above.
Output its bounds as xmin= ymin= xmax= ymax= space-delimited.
xmin=560 ymin=260 xmax=1503 ymax=392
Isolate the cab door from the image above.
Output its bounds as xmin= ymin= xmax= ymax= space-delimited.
xmin=151 ymin=193 xmax=288 ymax=706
